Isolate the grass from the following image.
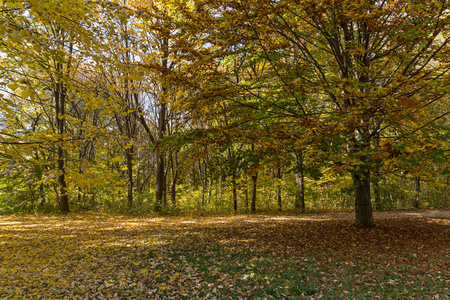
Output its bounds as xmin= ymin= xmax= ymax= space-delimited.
xmin=0 ymin=211 xmax=448 ymax=299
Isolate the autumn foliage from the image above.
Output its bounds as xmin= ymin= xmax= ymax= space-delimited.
xmin=1 ymin=1 xmax=449 ymax=297
xmin=0 ymin=1 xmax=449 ymax=228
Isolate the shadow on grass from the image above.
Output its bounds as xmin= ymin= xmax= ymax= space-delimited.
xmin=0 ymin=212 xmax=448 ymax=299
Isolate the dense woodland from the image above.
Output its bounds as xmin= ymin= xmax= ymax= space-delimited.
xmin=1 ymin=0 xmax=449 ymax=227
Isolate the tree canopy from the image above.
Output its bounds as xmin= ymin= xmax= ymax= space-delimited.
xmin=1 ymin=0 xmax=449 ymax=227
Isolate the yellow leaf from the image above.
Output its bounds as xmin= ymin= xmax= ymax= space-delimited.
xmin=11 ymin=32 xmax=22 ymax=43
xmin=21 ymin=89 xmax=33 ymax=99
xmin=110 ymin=156 xmax=125 ymax=164
xmin=8 ymin=83 xmax=19 ymax=91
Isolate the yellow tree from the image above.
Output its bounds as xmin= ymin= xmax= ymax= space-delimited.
xmin=95 ymin=0 xmax=199 ymax=211
xmin=0 ymin=0 xmax=101 ymax=212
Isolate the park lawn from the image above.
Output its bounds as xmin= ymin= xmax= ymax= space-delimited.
xmin=0 ymin=212 xmax=448 ymax=299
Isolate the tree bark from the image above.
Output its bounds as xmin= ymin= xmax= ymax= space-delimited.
xmin=191 ymin=167 xmax=198 ymax=190
xmin=169 ymin=152 xmax=178 ymax=208
xmin=373 ymin=174 xmax=381 ymax=210
xmin=125 ymin=147 xmax=134 ymax=207
xmin=218 ymin=175 xmax=222 ymax=202
xmin=444 ymin=175 xmax=449 ymax=207
xmin=154 ymin=155 xmax=165 ymax=212
xmin=352 ymin=171 xmax=374 ymax=228
xmin=244 ymin=182 xmax=249 ymax=212
xmin=276 ymin=167 xmax=282 ymax=212
xmin=232 ymin=170 xmax=237 ymax=213
xmin=208 ymin=176 xmax=212 ymax=205
xmin=55 ymin=60 xmax=69 ymax=213
xmin=295 ymin=151 xmax=305 ymax=212
xmin=199 ymin=160 xmax=206 ymax=207
xmin=170 ymin=173 xmax=177 ymax=207
xmin=414 ymin=177 xmax=420 ymax=209
xmin=251 ymin=173 xmax=257 ymax=213
xmin=57 ymin=145 xmax=69 ymax=213
xmin=154 ymin=35 xmax=168 ymax=213
xmin=163 ymin=166 xmax=167 ymax=207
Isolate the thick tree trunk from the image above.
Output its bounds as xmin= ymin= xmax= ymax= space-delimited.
xmin=373 ymin=175 xmax=381 ymax=210
xmin=414 ymin=177 xmax=420 ymax=209
xmin=251 ymin=173 xmax=257 ymax=213
xmin=154 ymin=106 xmax=165 ymax=211
xmin=295 ymin=151 xmax=305 ymax=212
xmin=352 ymin=171 xmax=374 ymax=228
xmin=154 ymin=35 xmax=168 ymax=212
xmin=55 ymin=61 xmax=69 ymax=213
xmin=373 ymin=133 xmax=381 ymax=211
xmin=153 ymin=97 xmax=166 ymax=212
xmin=57 ymin=146 xmax=69 ymax=213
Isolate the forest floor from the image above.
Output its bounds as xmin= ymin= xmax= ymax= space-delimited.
xmin=0 ymin=210 xmax=449 ymax=299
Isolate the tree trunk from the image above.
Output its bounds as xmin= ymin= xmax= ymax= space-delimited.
xmin=170 ymin=152 xmax=178 ymax=208
xmin=202 ymin=158 xmax=209 ymax=206
xmin=373 ymin=132 xmax=381 ymax=211
xmin=40 ymin=182 xmax=45 ymax=204
xmin=218 ymin=175 xmax=222 ymax=202
xmin=125 ymin=146 xmax=134 ymax=207
xmin=154 ymin=155 xmax=165 ymax=212
xmin=373 ymin=174 xmax=381 ymax=210
xmin=162 ymin=167 xmax=167 ymax=207
xmin=295 ymin=151 xmax=305 ymax=212
xmin=191 ymin=167 xmax=198 ymax=190
xmin=207 ymin=176 xmax=212 ymax=205
xmin=352 ymin=171 xmax=374 ymax=228
xmin=154 ymin=34 xmax=168 ymax=212
xmin=244 ymin=182 xmax=249 ymax=212
xmin=276 ymin=167 xmax=282 ymax=212
xmin=251 ymin=173 xmax=258 ymax=213
xmin=153 ymin=99 xmax=166 ymax=212
xmin=202 ymin=179 xmax=206 ymax=207
xmin=414 ymin=176 xmax=420 ymax=209
xmin=444 ymin=175 xmax=449 ymax=207
xmin=55 ymin=61 xmax=69 ymax=213
xmin=232 ymin=170 xmax=237 ymax=213
xmin=199 ymin=160 xmax=205 ymax=207
xmin=57 ymin=146 xmax=69 ymax=213
xmin=171 ymin=173 xmax=177 ymax=208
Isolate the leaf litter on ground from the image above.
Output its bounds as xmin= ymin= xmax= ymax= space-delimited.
xmin=0 ymin=210 xmax=448 ymax=299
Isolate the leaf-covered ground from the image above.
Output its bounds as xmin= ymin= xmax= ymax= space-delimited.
xmin=0 ymin=211 xmax=449 ymax=299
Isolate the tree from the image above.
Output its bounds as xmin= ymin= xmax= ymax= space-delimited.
xmin=0 ymin=0 xmax=97 ymax=213
xmin=190 ymin=0 xmax=450 ymax=227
